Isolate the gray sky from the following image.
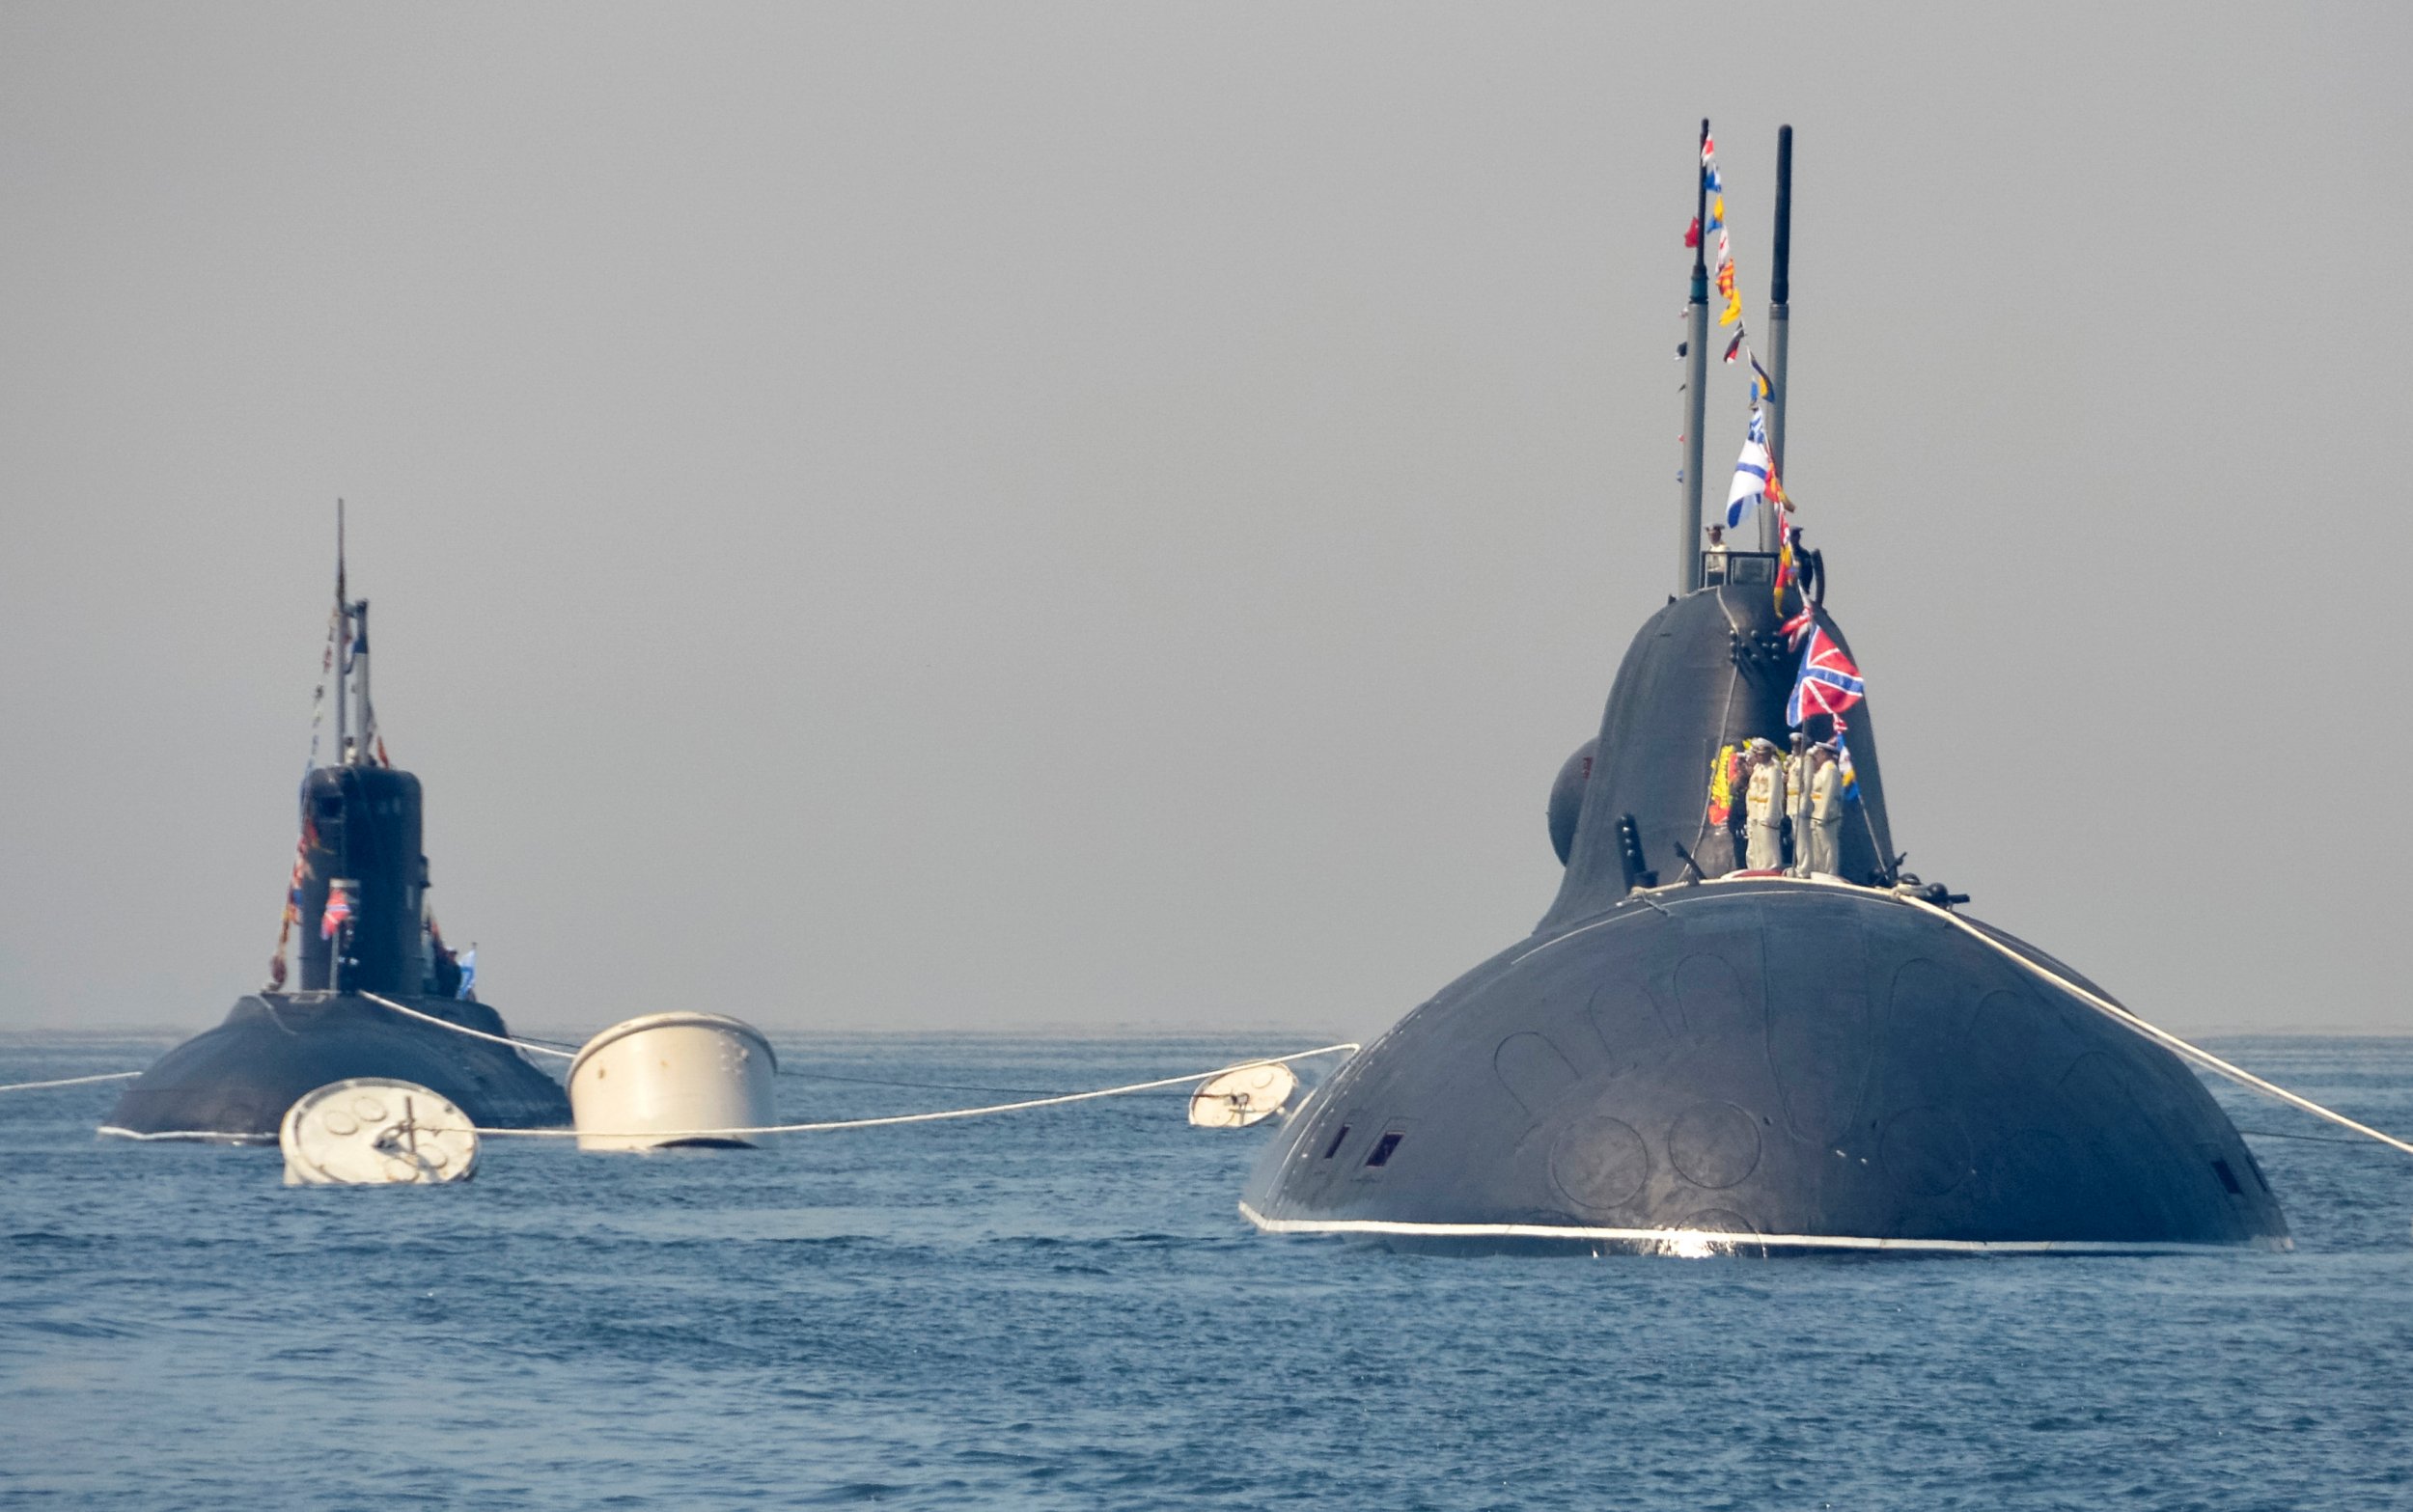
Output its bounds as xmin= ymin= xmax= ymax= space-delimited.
xmin=4 ymin=3 xmax=2408 ymax=1038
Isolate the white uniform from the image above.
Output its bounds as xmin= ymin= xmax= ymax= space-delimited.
xmin=1743 ymin=758 xmax=1784 ymax=870
xmin=1785 ymin=750 xmax=1813 ymax=874
xmin=1806 ymin=756 xmax=1844 ymax=876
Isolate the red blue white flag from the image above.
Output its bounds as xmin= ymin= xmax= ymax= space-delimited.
xmin=319 ymin=881 xmax=353 ymax=940
xmin=1786 ymin=625 xmax=1866 ymax=728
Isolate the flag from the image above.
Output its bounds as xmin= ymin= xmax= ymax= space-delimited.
xmin=456 ymin=947 xmax=477 ymax=1001
xmin=1750 ymin=355 xmax=1774 ymax=403
xmin=1726 ymin=408 xmax=1771 ymax=528
xmin=283 ymin=849 xmax=305 ymax=924
xmin=319 ymin=881 xmax=353 ymax=940
xmin=1786 ymin=625 xmax=1866 ymax=728
xmin=1836 ymin=730 xmax=1862 ymax=805
xmin=1722 ymin=331 xmax=1744 ymax=363
xmin=1683 ymin=216 xmax=1701 ymax=249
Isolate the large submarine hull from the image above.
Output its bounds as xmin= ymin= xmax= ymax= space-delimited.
xmin=1242 ymin=557 xmax=2289 ymax=1253
xmin=1244 ymin=878 xmax=2287 ymax=1253
xmin=105 ymin=993 xmax=569 ymax=1141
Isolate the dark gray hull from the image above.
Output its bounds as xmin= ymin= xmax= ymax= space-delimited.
xmin=1244 ymin=879 xmax=2288 ymax=1253
xmin=105 ymin=993 xmax=569 ymax=1141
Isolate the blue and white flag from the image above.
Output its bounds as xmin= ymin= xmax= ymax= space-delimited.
xmin=1725 ymin=406 xmax=1772 ymax=528
xmin=456 ymin=947 xmax=477 ymax=1000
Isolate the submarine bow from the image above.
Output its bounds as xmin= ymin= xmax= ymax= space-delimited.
xmin=1244 ymin=579 xmax=2286 ymax=1252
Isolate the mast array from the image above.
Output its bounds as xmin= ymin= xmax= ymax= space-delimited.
xmin=326 ymin=501 xmax=374 ymax=768
xmin=1761 ymin=124 xmax=1792 ymax=552
xmin=1678 ymin=119 xmax=1710 ymax=593
xmin=1678 ymin=124 xmax=1801 ymax=576
xmin=333 ymin=502 xmax=347 ymax=764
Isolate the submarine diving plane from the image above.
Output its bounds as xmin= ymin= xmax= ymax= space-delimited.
xmin=1241 ymin=125 xmax=2288 ymax=1254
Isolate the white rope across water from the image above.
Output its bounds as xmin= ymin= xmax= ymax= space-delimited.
xmin=468 ymin=1043 xmax=1364 ymax=1141
xmin=42 ymin=888 xmax=2409 ymax=1163
xmin=1889 ymin=890 xmax=2413 ymax=1159
xmin=358 ymin=992 xmax=576 ymax=1058
xmin=0 ymin=1070 xmax=143 ymax=1095
xmin=354 ymin=993 xmax=1360 ymax=1141
xmin=356 ymin=990 xmax=1362 ymax=1141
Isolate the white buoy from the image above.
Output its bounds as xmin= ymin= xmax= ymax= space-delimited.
xmin=568 ymin=1012 xmax=778 ymax=1152
xmin=1187 ymin=1061 xmax=1299 ymax=1128
xmin=281 ymin=1078 xmax=480 ymax=1186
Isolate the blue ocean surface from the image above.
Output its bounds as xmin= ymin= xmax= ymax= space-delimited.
xmin=3 ymin=1031 xmax=2409 ymax=1509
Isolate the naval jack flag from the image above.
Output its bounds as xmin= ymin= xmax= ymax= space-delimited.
xmin=1726 ymin=407 xmax=1773 ymax=529
xmin=1786 ymin=624 xmax=1866 ymax=729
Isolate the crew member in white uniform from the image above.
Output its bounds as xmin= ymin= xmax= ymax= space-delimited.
xmin=1703 ymin=523 xmax=1730 ymax=585
xmin=1743 ymin=739 xmax=1785 ymax=871
xmin=1784 ymin=732 xmax=1813 ymax=875
xmin=1806 ymin=743 xmax=1844 ymax=877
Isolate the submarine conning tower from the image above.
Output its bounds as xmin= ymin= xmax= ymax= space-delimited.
xmin=294 ymin=763 xmax=431 ymax=995
xmin=1242 ymin=123 xmax=2288 ymax=1253
xmin=105 ymin=509 xmax=569 ymax=1141
xmin=1541 ymin=575 xmax=1895 ymax=928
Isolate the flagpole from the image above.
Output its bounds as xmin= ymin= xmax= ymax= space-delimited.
xmin=1761 ymin=124 xmax=1792 ymax=554
xmin=1680 ymin=119 xmax=1710 ymax=593
xmin=332 ymin=499 xmax=347 ymax=768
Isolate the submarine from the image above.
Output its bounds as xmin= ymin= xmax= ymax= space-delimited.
xmin=104 ymin=516 xmax=569 ymax=1141
xmin=1241 ymin=125 xmax=2288 ymax=1254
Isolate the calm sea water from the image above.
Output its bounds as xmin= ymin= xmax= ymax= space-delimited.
xmin=4 ymin=1031 xmax=2409 ymax=1509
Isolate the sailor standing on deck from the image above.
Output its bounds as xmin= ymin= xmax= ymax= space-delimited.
xmin=1743 ymin=739 xmax=1785 ymax=871
xmin=1784 ymin=731 xmax=1813 ymax=874
xmin=1805 ymin=743 xmax=1844 ymax=877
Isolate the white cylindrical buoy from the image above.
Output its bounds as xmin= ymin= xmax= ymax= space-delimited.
xmin=1187 ymin=1061 xmax=1299 ymax=1128
xmin=568 ymin=1012 xmax=778 ymax=1151
xmin=281 ymin=1078 xmax=480 ymax=1186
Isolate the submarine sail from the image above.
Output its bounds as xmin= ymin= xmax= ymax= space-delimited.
xmin=106 ymin=510 xmax=569 ymax=1141
xmin=1241 ymin=127 xmax=2287 ymax=1253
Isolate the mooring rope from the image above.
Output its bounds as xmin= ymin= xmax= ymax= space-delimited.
xmin=358 ymin=992 xmax=577 ymax=1058
xmin=1889 ymin=890 xmax=2413 ymax=1158
xmin=41 ymin=881 xmax=2408 ymax=1163
xmin=467 ymin=1042 xmax=1364 ymax=1141
xmin=353 ymin=990 xmax=1358 ymax=1139
xmin=0 ymin=1070 xmax=143 ymax=1095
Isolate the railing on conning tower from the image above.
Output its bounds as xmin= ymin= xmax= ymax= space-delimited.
xmin=1697 ymin=549 xmax=1778 ymax=589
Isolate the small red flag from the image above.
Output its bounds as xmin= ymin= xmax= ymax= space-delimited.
xmin=1682 ymin=216 xmax=1701 ymax=249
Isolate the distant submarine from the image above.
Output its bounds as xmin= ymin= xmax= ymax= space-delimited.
xmin=1242 ymin=125 xmax=2288 ymax=1254
xmin=105 ymin=517 xmax=569 ymax=1141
